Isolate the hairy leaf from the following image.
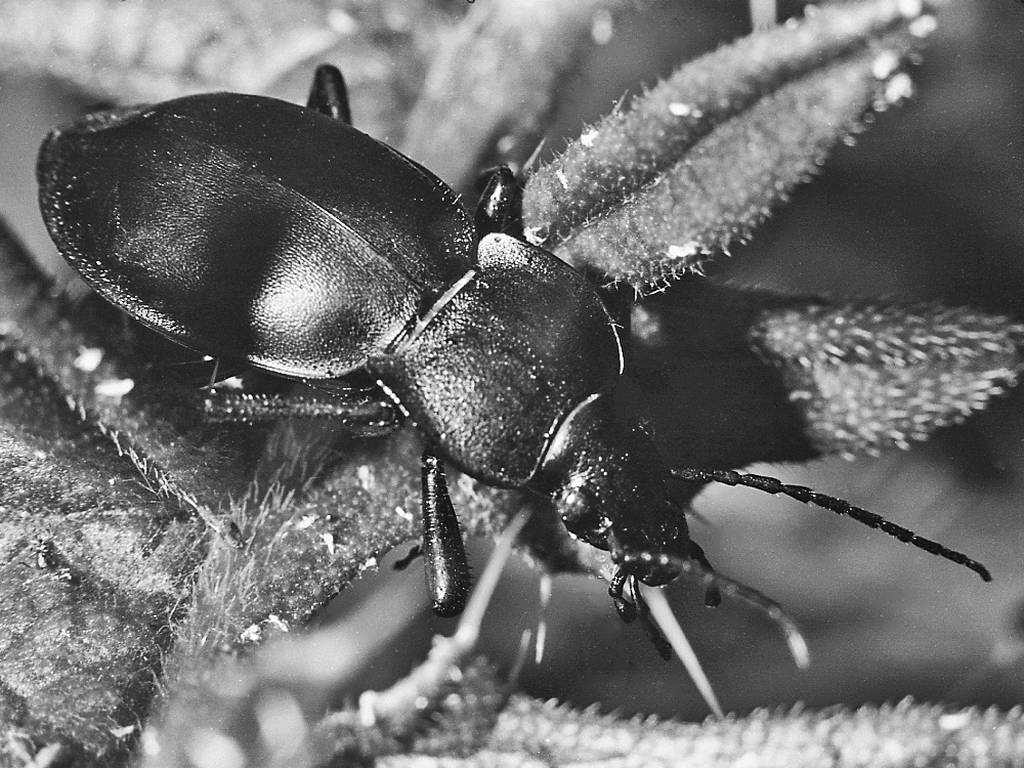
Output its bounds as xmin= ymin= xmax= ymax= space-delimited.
xmin=750 ymin=301 xmax=1024 ymax=457
xmin=399 ymin=696 xmax=1024 ymax=767
xmin=523 ymin=0 xmax=944 ymax=290
xmin=622 ymin=281 xmax=1024 ymax=464
xmin=0 ymin=333 xmax=204 ymax=764
xmin=1 ymin=2 xmax=1020 ymax=766
xmin=1 ymin=215 xmax=544 ymax=763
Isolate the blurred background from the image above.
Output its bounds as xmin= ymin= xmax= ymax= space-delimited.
xmin=1 ymin=0 xmax=1022 ymax=723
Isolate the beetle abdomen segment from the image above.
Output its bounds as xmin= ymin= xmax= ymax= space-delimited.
xmin=371 ymin=234 xmax=622 ymax=486
xmin=37 ymin=93 xmax=476 ymax=378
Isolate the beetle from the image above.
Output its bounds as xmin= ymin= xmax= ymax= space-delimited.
xmin=36 ymin=64 xmax=991 ymax=637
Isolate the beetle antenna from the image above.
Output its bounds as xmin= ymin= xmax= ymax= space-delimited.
xmin=615 ymin=550 xmax=810 ymax=669
xmin=671 ymin=468 xmax=992 ymax=582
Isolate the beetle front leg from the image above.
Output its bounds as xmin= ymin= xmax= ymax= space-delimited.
xmin=420 ymin=449 xmax=471 ymax=617
xmin=202 ymin=389 xmax=400 ymax=437
xmin=307 ymin=63 xmax=352 ymax=124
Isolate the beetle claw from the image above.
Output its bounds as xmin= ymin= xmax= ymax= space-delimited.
xmin=608 ymin=567 xmax=638 ymax=623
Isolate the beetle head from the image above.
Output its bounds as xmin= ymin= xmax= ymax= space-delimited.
xmin=539 ymin=394 xmax=692 ymax=585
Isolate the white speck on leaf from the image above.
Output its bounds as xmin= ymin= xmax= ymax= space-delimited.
xmin=357 ymin=464 xmax=374 ymax=490
xmin=591 ymin=10 xmax=613 ymax=44
xmin=73 ymin=347 xmax=103 ymax=372
xmin=668 ymin=102 xmax=702 ymax=118
xmin=294 ymin=514 xmax=317 ymax=531
xmin=909 ymin=14 xmax=937 ymax=38
xmin=140 ymin=728 xmax=161 ymax=757
xmin=667 ymin=242 xmax=700 ymax=260
xmin=186 ymin=730 xmax=246 ymax=768
xmin=266 ymin=614 xmax=290 ymax=632
xmin=321 ymin=532 xmax=336 ymax=556
xmin=872 ymin=51 xmax=900 ymax=80
xmin=939 ymin=712 xmax=971 ymax=730
xmin=109 ymin=724 xmax=137 ymax=739
xmin=239 ymin=623 xmax=262 ymax=643
xmin=631 ymin=305 xmax=665 ymax=347
xmin=896 ymin=0 xmax=923 ymax=18
xmin=523 ymin=226 xmax=545 ymax=246
xmin=94 ymin=377 xmax=134 ymax=399
xmin=326 ymin=8 xmax=359 ymax=34
xmin=884 ymin=73 xmax=914 ymax=105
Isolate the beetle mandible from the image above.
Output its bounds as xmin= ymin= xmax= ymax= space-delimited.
xmin=36 ymin=65 xmax=991 ymax=638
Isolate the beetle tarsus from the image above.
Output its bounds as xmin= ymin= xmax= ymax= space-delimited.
xmin=421 ymin=449 xmax=471 ymax=617
xmin=609 ymin=566 xmax=671 ymax=659
xmin=687 ymin=540 xmax=721 ymax=607
xmin=609 ymin=567 xmax=638 ymax=623
xmin=475 ymin=166 xmax=524 ymax=240
xmin=307 ymin=64 xmax=352 ymax=124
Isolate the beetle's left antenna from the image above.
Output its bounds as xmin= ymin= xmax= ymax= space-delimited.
xmin=671 ymin=467 xmax=992 ymax=582
xmin=614 ymin=551 xmax=810 ymax=670
xmin=307 ymin=64 xmax=352 ymax=124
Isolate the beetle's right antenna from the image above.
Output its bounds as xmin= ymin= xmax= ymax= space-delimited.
xmin=671 ymin=468 xmax=992 ymax=582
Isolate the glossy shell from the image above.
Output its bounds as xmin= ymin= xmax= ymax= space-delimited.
xmin=372 ymin=234 xmax=623 ymax=486
xmin=37 ymin=93 xmax=476 ymax=378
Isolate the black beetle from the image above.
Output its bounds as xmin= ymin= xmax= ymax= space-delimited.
xmin=37 ymin=65 xmax=990 ymax=634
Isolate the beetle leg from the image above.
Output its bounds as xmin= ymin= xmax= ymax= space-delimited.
xmin=202 ymin=389 xmax=400 ymax=436
xmin=632 ymin=579 xmax=673 ymax=660
xmin=474 ymin=165 xmax=524 ymax=240
xmin=420 ymin=449 xmax=472 ymax=617
xmin=610 ymin=568 xmax=671 ymax=659
xmin=307 ymin=63 xmax=352 ymax=124
xmin=687 ymin=540 xmax=722 ymax=607
xmin=608 ymin=566 xmax=638 ymax=623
